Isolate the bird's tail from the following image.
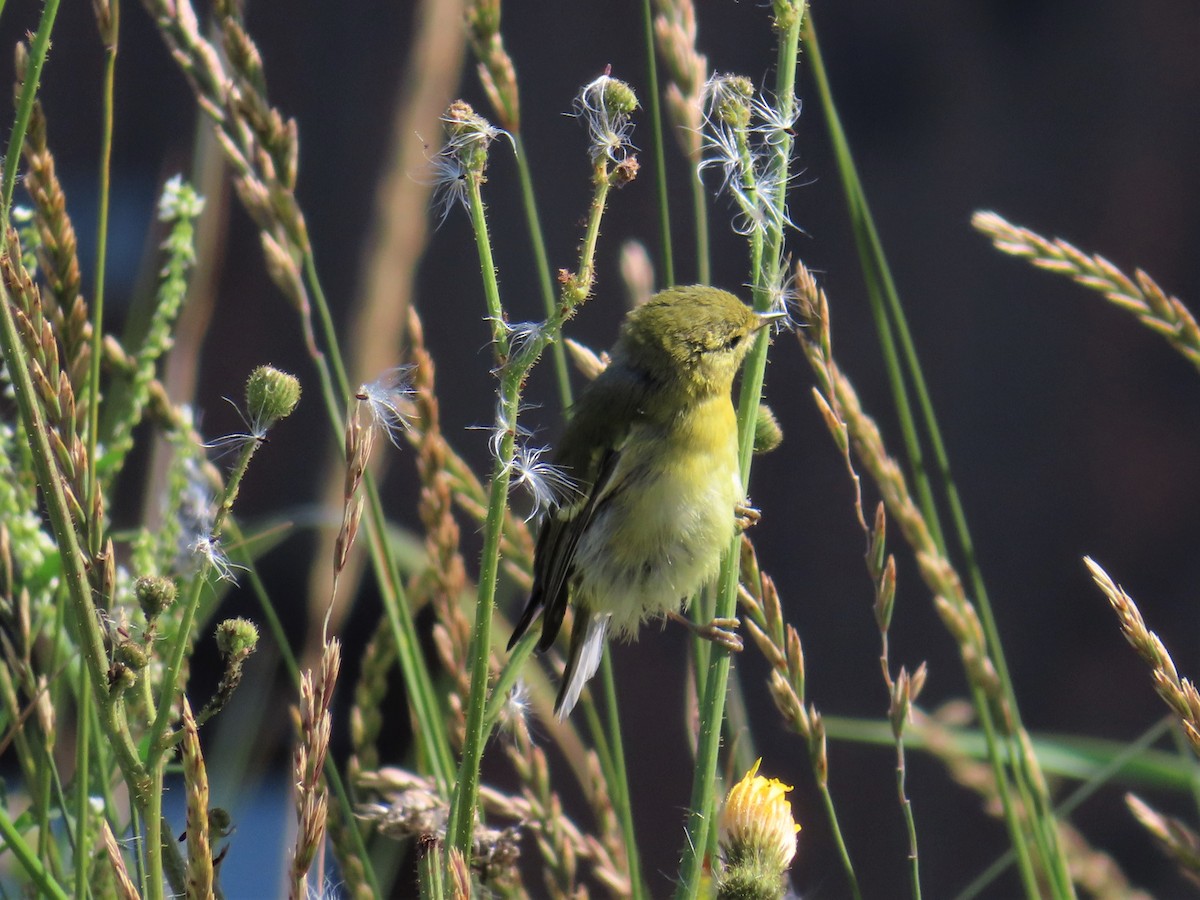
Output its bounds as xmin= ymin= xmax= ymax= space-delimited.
xmin=554 ymin=608 xmax=611 ymax=719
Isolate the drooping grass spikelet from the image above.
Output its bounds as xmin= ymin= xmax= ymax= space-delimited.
xmin=1085 ymin=557 xmax=1200 ymax=757
xmin=1126 ymin=794 xmax=1200 ymax=888
xmin=464 ymin=0 xmax=520 ymax=131
xmin=0 ymin=231 xmax=98 ymax=537
xmin=972 ymin=211 xmax=1200 ymax=371
xmin=180 ymin=697 xmax=215 ymax=900
xmin=654 ymin=0 xmax=708 ymax=162
xmin=141 ymin=0 xmax=320 ymax=355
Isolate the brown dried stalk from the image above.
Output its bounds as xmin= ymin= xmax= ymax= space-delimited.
xmin=290 ymin=640 xmax=340 ymax=900
xmin=1086 ymin=557 xmax=1200 ymax=757
xmin=973 ymin=210 xmax=1200 ymax=371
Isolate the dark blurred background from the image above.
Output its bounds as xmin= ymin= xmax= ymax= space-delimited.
xmin=8 ymin=0 xmax=1200 ymax=895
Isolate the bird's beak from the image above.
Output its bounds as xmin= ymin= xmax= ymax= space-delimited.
xmin=754 ymin=310 xmax=789 ymax=330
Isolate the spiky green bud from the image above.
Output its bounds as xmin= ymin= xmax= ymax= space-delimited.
xmin=753 ymin=404 xmax=783 ymax=454
xmin=245 ymin=366 xmax=301 ymax=430
xmin=114 ymin=641 xmax=149 ymax=671
xmin=135 ymin=575 xmax=177 ymax=622
xmin=215 ymin=617 xmax=259 ymax=659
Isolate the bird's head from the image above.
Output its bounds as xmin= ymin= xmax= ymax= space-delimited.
xmin=618 ymin=285 xmax=777 ymax=398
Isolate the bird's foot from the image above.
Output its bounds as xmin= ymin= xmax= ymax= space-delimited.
xmin=735 ymin=502 xmax=761 ymax=533
xmin=667 ymin=611 xmax=744 ymax=652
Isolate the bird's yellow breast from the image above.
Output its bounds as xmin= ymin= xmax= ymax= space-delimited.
xmin=573 ymin=395 xmax=742 ymax=637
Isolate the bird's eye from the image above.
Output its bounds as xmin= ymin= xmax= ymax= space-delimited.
xmin=728 ymin=334 xmax=744 ymax=350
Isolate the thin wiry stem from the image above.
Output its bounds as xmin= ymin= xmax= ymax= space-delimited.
xmin=446 ymin=167 xmax=513 ymax=862
xmin=512 ymin=135 xmax=572 ymax=410
xmin=807 ymin=14 xmax=1074 ymax=896
xmin=641 ymin=0 xmax=673 ymax=286
xmin=76 ymin=14 xmax=118 ymax=884
xmin=0 ymin=804 xmax=69 ymax=900
xmin=1 ymin=0 xmax=59 ymax=219
xmin=677 ymin=4 xmax=806 ymax=895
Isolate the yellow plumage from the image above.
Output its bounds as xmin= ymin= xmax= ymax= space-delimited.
xmin=507 ymin=285 xmax=772 ymax=717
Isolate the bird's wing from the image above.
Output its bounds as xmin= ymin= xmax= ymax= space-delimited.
xmin=507 ymin=368 xmax=643 ymax=652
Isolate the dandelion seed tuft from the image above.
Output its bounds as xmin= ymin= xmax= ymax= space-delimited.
xmin=428 ymin=100 xmax=508 ymax=226
xmin=575 ymin=74 xmax=639 ymax=162
xmin=703 ymin=74 xmax=754 ymax=130
xmin=507 ymin=441 xmax=579 ymax=521
xmin=356 ymin=366 xmax=416 ymax=448
xmin=498 ymin=679 xmax=532 ymax=735
xmin=190 ymin=535 xmax=240 ymax=585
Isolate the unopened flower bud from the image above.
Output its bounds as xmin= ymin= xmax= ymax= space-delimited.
xmin=245 ymin=366 xmax=301 ymax=429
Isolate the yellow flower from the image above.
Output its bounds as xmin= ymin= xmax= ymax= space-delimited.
xmin=717 ymin=758 xmax=800 ymax=898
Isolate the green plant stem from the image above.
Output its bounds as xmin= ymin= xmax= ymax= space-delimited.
xmin=896 ymin=742 xmax=921 ymax=900
xmin=74 ymin=657 xmax=92 ymax=900
xmin=0 ymin=805 xmax=69 ymax=900
xmin=601 ymin=654 xmax=646 ymax=900
xmin=676 ymin=8 xmax=805 ymax=896
xmin=692 ymin=171 xmax=710 ymax=285
xmin=0 ymin=275 xmax=148 ymax=806
xmin=303 ymin=248 xmax=454 ymax=789
xmin=73 ymin=19 xmax=117 ymax=893
xmin=816 ymin=781 xmax=862 ymax=900
xmin=512 ymin=134 xmax=571 ymax=410
xmin=1 ymin=0 xmax=59 ymax=219
xmin=147 ymin=435 xmax=259 ymax=756
xmin=447 ymin=170 xmax=514 ymax=863
xmin=226 ymin=521 xmax=382 ymax=898
xmin=144 ymin=764 xmax=165 ymax=900
xmin=804 ymin=17 xmax=1072 ymax=897
xmin=87 ymin=0 xmax=119 ymax=557
xmin=641 ymin=0 xmax=673 ymax=287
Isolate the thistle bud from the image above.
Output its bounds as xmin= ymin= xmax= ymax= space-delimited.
xmin=216 ymin=617 xmax=259 ymax=659
xmin=245 ymin=366 xmax=301 ymax=430
xmin=135 ymin=575 xmax=177 ymax=622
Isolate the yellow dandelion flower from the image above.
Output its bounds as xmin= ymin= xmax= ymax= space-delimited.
xmin=716 ymin=759 xmax=800 ymax=899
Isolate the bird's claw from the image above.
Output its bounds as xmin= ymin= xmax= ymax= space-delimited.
xmin=667 ymin=611 xmax=743 ymax=651
xmin=735 ymin=502 xmax=761 ymax=533
xmin=701 ymin=616 xmax=744 ymax=652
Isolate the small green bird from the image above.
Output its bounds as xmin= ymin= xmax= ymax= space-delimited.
xmin=508 ymin=285 xmax=777 ymax=717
